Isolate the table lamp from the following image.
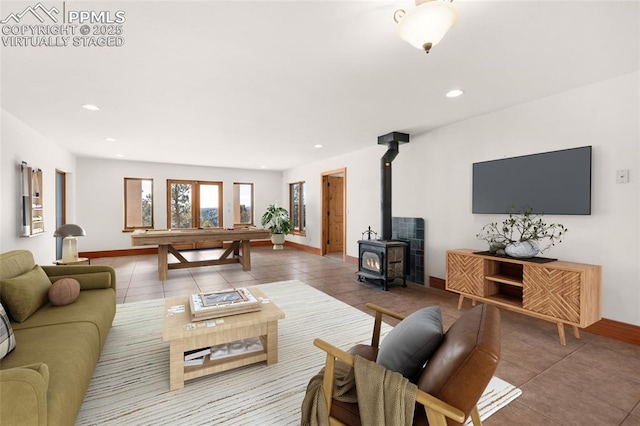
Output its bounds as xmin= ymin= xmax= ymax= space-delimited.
xmin=54 ymin=224 xmax=86 ymax=262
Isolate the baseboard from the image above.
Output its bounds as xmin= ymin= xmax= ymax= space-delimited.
xmin=430 ymin=275 xmax=639 ymax=347
xmin=247 ymin=240 xmax=273 ymax=247
xmin=345 ymin=254 xmax=358 ymax=265
xmin=80 ymin=248 xmax=159 ymax=258
xmin=283 ymin=240 xmax=322 ymax=255
xmin=585 ymin=318 xmax=640 ymax=346
xmin=429 ymin=276 xmax=446 ymax=290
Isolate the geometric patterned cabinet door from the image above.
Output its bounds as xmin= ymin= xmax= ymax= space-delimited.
xmin=446 ymin=252 xmax=484 ymax=297
xmin=523 ymin=266 xmax=581 ymax=324
xmin=445 ymin=249 xmax=602 ymax=346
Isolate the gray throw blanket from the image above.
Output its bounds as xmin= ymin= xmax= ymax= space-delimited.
xmin=301 ymin=354 xmax=417 ymax=426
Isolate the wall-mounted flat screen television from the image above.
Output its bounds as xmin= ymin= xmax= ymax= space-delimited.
xmin=472 ymin=146 xmax=592 ymax=215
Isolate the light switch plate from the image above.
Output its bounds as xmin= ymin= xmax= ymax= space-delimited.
xmin=616 ymin=170 xmax=629 ymax=184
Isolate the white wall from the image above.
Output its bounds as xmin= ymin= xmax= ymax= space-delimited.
xmin=283 ymin=146 xmax=384 ymax=253
xmin=394 ymin=72 xmax=638 ymax=326
xmin=284 ymin=73 xmax=639 ymax=326
xmin=0 ymin=109 xmax=77 ymax=264
xmin=76 ymin=158 xmax=283 ymax=251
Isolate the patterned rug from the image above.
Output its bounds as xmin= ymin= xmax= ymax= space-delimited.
xmin=77 ymin=280 xmax=521 ymax=425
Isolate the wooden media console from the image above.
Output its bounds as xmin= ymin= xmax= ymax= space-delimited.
xmin=446 ymin=249 xmax=602 ymax=346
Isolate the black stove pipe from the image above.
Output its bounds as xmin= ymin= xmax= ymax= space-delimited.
xmin=378 ymin=132 xmax=409 ymax=241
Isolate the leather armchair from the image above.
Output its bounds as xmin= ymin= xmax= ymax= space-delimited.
xmin=312 ymin=303 xmax=501 ymax=426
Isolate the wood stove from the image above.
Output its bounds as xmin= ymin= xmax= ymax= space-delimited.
xmin=357 ymin=239 xmax=407 ymax=290
xmin=356 ymin=131 xmax=409 ymax=290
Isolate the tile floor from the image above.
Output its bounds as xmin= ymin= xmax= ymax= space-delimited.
xmin=92 ymin=246 xmax=640 ymax=425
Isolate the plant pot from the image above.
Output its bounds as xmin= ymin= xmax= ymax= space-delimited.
xmin=505 ymin=241 xmax=539 ymax=258
xmin=270 ymin=233 xmax=286 ymax=250
xmin=488 ymin=242 xmax=506 ymax=254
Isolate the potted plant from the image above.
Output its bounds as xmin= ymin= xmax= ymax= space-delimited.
xmin=260 ymin=204 xmax=292 ymax=250
xmin=476 ymin=206 xmax=568 ymax=258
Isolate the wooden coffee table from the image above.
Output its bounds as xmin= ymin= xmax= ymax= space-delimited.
xmin=162 ymin=287 xmax=285 ymax=391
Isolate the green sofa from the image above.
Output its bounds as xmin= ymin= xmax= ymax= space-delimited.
xmin=0 ymin=250 xmax=116 ymax=426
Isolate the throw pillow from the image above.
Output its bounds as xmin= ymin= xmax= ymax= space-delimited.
xmin=0 ymin=265 xmax=51 ymax=322
xmin=49 ymin=278 xmax=81 ymax=306
xmin=376 ymin=306 xmax=444 ymax=380
xmin=0 ymin=303 xmax=17 ymax=360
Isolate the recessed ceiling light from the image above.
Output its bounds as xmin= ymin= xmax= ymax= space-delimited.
xmin=446 ymin=89 xmax=464 ymax=98
xmin=260 ymin=165 xmax=266 ymax=169
xmin=116 ymin=154 xmax=124 ymax=158
xmin=105 ymin=138 xmax=117 ymax=142
xmin=314 ymin=144 xmax=323 ymax=149
xmin=82 ymin=104 xmax=100 ymax=111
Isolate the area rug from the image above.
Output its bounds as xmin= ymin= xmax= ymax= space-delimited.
xmin=77 ymin=280 xmax=521 ymax=425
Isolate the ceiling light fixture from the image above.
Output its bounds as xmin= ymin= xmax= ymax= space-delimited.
xmin=394 ymin=0 xmax=458 ymax=54
xmin=105 ymin=137 xmax=117 ymax=142
xmin=314 ymin=144 xmax=323 ymax=149
xmin=82 ymin=104 xmax=100 ymax=111
xmin=446 ymin=89 xmax=464 ymax=98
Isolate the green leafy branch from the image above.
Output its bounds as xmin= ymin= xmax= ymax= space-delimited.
xmin=476 ymin=206 xmax=568 ymax=253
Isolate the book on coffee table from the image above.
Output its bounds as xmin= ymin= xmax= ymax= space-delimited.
xmin=189 ymin=287 xmax=261 ymax=321
xmin=184 ymin=347 xmax=212 ymax=360
xmin=209 ymin=337 xmax=264 ymax=361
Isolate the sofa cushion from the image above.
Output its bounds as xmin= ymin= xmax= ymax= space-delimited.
xmin=376 ymin=306 xmax=443 ymax=380
xmin=0 ymin=265 xmax=51 ymax=322
xmin=49 ymin=278 xmax=81 ymax=306
xmin=11 ymin=289 xmax=116 ymax=351
xmin=46 ymin=271 xmax=112 ymax=290
xmin=0 ymin=304 xmax=16 ymax=360
xmin=0 ymin=250 xmax=36 ymax=281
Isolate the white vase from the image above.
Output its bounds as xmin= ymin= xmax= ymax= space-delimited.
xmin=505 ymin=241 xmax=539 ymax=258
xmin=270 ymin=233 xmax=286 ymax=250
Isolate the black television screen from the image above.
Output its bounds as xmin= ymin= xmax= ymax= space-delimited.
xmin=472 ymin=146 xmax=592 ymax=215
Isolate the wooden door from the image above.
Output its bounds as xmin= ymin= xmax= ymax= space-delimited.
xmin=446 ymin=252 xmax=484 ymax=296
xmin=523 ymin=266 xmax=582 ymax=324
xmin=326 ymin=175 xmax=344 ymax=253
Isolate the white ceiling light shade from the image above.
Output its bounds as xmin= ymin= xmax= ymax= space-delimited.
xmin=82 ymin=104 xmax=100 ymax=111
xmin=394 ymin=0 xmax=458 ymax=54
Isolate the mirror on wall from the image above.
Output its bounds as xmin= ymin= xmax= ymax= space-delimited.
xmin=20 ymin=161 xmax=44 ymax=237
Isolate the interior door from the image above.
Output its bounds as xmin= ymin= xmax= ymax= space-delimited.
xmin=327 ymin=176 xmax=344 ymax=253
xmin=322 ymin=169 xmax=346 ymax=256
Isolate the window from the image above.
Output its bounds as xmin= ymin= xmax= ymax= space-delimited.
xmin=289 ymin=181 xmax=306 ymax=235
xmin=167 ymin=179 xmax=223 ymax=229
xmin=124 ymin=178 xmax=154 ymax=230
xmin=233 ymin=182 xmax=254 ymax=226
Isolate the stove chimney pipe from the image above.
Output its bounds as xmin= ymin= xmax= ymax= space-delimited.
xmin=377 ymin=132 xmax=410 ymax=241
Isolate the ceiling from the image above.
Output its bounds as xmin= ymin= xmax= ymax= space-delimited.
xmin=2 ymin=1 xmax=638 ymax=171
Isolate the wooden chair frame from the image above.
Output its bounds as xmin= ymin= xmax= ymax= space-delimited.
xmin=313 ymin=303 xmax=482 ymax=426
